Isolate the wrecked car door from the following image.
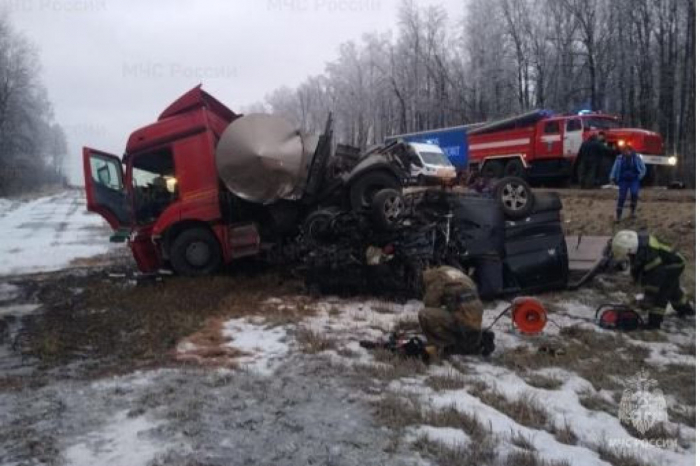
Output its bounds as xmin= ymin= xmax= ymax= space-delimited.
xmin=83 ymin=147 xmax=130 ymax=230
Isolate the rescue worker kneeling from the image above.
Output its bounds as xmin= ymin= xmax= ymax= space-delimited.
xmin=418 ymin=266 xmax=495 ymax=357
xmin=612 ymin=230 xmax=694 ymax=329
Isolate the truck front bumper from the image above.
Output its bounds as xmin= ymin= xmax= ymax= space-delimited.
xmin=639 ymin=154 xmax=678 ymax=167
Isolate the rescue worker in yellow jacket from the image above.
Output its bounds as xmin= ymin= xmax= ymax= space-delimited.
xmin=612 ymin=230 xmax=694 ymax=329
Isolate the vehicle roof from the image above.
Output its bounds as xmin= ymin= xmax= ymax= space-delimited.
xmin=408 ymin=142 xmax=447 ymax=152
xmin=546 ymin=113 xmax=619 ymax=122
xmin=388 ymin=122 xmax=485 ymax=140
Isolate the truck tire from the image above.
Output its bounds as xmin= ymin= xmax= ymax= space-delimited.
xmin=302 ymin=209 xmax=337 ymax=244
xmin=371 ymin=189 xmax=405 ymax=230
xmin=481 ymin=161 xmax=504 ymax=179
xmin=504 ymin=159 xmax=526 ymax=179
xmin=494 ymin=177 xmax=534 ymax=220
xmin=170 ymin=227 xmax=222 ymax=276
xmin=350 ymin=171 xmax=401 ymax=211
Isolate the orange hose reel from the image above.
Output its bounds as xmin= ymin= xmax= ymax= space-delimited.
xmin=511 ymin=297 xmax=548 ymax=334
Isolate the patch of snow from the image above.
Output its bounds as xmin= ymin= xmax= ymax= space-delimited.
xmin=0 ymin=191 xmax=117 ymax=276
xmin=64 ymin=410 xmax=167 ymax=466
xmin=223 ymin=317 xmax=290 ymax=375
xmin=0 ymin=304 xmax=40 ymax=318
xmin=0 ymin=282 xmax=20 ymax=301
xmin=415 ymin=363 xmax=696 ymax=466
xmin=407 ymin=425 xmax=470 ymax=448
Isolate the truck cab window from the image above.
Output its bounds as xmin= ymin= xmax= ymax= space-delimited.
xmin=566 ymin=119 xmax=582 ymax=132
xmin=583 ymin=118 xmax=620 ymax=130
xmin=543 ymin=122 xmax=559 ymax=134
xmin=132 ymin=149 xmax=177 ymax=224
xmin=90 ymin=156 xmax=123 ymax=190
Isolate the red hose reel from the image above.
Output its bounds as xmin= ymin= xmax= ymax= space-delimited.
xmin=511 ymin=297 xmax=548 ymax=334
xmin=488 ymin=297 xmax=548 ymax=335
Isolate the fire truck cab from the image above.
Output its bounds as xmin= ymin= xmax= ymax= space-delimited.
xmin=468 ymin=110 xmax=676 ymax=183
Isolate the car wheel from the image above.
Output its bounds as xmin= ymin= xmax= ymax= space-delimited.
xmin=170 ymin=227 xmax=222 ymax=276
xmin=494 ymin=176 xmax=534 ymax=220
xmin=504 ymin=159 xmax=526 ymax=178
xmin=481 ymin=161 xmax=504 ymax=179
xmin=371 ymin=189 xmax=405 ymax=230
xmin=349 ymin=171 xmax=401 ymax=211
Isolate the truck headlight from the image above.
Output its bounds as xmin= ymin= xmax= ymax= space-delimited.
xmin=669 ymin=156 xmax=678 ymax=166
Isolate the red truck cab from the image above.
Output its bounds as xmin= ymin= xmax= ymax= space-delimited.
xmin=468 ymin=110 xmax=674 ymax=183
xmin=83 ymin=86 xmax=249 ymax=274
xmin=84 ymin=86 xmax=410 ymax=275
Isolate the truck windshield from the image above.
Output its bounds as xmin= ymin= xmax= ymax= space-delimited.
xmin=132 ymin=149 xmax=177 ymax=224
xmin=583 ymin=118 xmax=620 ymax=130
xmin=419 ymin=151 xmax=452 ymax=166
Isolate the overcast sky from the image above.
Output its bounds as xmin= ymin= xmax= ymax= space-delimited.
xmin=8 ymin=0 xmax=464 ymax=183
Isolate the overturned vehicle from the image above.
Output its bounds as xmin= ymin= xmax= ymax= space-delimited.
xmin=301 ymin=187 xmax=569 ymax=300
xmin=83 ymin=86 xmax=568 ymax=298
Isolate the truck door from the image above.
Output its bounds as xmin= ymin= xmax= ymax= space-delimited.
xmin=563 ymin=118 xmax=583 ymax=157
xmin=536 ymin=120 xmax=563 ymax=158
xmin=83 ymin=147 xmax=130 ymax=230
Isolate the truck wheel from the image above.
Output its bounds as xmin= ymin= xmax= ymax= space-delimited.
xmin=371 ymin=189 xmax=405 ymax=230
xmin=350 ymin=171 xmax=401 ymax=211
xmin=170 ymin=227 xmax=222 ymax=276
xmin=504 ymin=159 xmax=526 ymax=178
xmin=302 ymin=209 xmax=336 ymax=244
xmin=494 ymin=177 xmax=534 ymax=220
xmin=481 ymin=161 xmax=504 ymax=179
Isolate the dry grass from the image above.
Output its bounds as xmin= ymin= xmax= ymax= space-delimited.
xmin=577 ymin=390 xmax=617 ymax=416
xmin=174 ymin=317 xmax=245 ymax=367
xmin=295 ymin=328 xmax=336 ymax=354
xmin=597 ymin=443 xmax=653 ymax=466
xmin=20 ymin=270 xmax=303 ymax=377
xmin=354 ymin=353 xmax=428 ymax=381
xmin=525 ymin=373 xmax=564 ymax=390
xmin=425 ymin=371 xmax=469 ymax=391
xmin=413 ymin=434 xmax=497 ymax=466
xmin=373 ymin=394 xmax=491 ymax=444
xmin=372 ymin=393 xmax=423 ymax=429
xmin=510 ymin=431 xmax=535 ymax=450
xmin=552 ymin=419 xmax=578 ymax=445
xmin=497 ymin=328 xmax=651 ymax=392
xmin=468 ymin=382 xmax=550 ymax=431
xmin=503 ymin=451 xmax=571 ymax=466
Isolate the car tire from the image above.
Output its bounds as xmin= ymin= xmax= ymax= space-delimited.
xmin=349 ymin=171 xmax=401 ymax=211
xmin=170 ymin=227 xmax=222 ymax=276
xmin=494 ymin=176 xmax=535 ymax=220
xmin=371 ymin=189 xmax=405 ymax=230
xmin=481 ymin=161 xmax=504 ymax=179
xmin=504 ymin=159 xmax=526 ymax=178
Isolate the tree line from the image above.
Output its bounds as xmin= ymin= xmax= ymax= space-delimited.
xmin=0 ymin=13 xmax=67 ymax=196
xmin=251 ymin=0 xmax=695 ymax=184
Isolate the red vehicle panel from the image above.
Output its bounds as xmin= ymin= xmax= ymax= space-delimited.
xmin=466 ymin=111 xmax=673 ymax=181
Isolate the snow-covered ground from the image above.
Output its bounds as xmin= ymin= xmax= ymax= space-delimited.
xmin=0 ymin=191 xmax=117 ymax=276
xmin=169 ymin=291 xmax=695 ymax=465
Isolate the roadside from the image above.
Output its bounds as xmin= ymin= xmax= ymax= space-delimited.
xmin=0 ymin=190 xmax=120 ymax=276
xmin=551 ymin=188 xmax=696 ymax=293
xmin=0 ymin=189 xmax=695 ymax=466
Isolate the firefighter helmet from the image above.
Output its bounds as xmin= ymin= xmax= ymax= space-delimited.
xmin=612 ymin=230 xmax=639 ymax=260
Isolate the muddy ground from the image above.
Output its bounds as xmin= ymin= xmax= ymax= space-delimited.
xmin=552 ymin=188 xmax=696 ymax=292
xmin=0 ymin=189 xmax=695 ymax=466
